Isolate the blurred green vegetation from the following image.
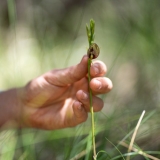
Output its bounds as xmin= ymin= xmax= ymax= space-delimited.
xmin=0 ymin=0 xmax=160 ymax=159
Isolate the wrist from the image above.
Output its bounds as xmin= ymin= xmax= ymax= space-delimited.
xmin=0 ymin=88 xmax=22 ymax=128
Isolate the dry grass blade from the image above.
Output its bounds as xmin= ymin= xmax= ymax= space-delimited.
xmin=126 ymin=110 xmax=145 ymax=160
xmin=119 ymin=141 xmax=160 ymax=160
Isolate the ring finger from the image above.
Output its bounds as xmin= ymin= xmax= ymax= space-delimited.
xmin=76 ymin=90 xmax=104 ymax=112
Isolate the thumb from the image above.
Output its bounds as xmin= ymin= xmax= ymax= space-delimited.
xmin=44 ymin=55 xmax=88 ymax=86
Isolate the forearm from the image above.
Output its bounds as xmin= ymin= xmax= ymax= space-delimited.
xmin=0 ymin=88 xmax=21 ymax=128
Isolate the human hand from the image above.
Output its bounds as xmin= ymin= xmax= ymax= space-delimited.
xmin=16 ymin=55 xmax=112 ymax=130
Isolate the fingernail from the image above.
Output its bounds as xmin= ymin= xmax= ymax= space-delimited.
xmin=95 ymin=80 xmax=102 ymax=89
xmin=75 ymin=101 xmax=83 ymax=110
xmin=81 ymin=91 xmax=88 ymax=100
xmin=77 ymin=105 xmax=83 ymax=111
xmin=93 ymin=64 xmax=100 ymax=75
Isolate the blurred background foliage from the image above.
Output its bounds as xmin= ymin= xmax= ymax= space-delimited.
xmin=0 ymin=0 xmax=160 ymax=159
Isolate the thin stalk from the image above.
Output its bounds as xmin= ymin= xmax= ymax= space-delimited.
xmin=88 ymin=58 xmax=97 ymax=160
xmin=86 ymin=19 xmax=99 ymax=159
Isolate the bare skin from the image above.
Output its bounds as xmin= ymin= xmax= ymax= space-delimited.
xmin=0 ymin=55 xmax=113 ymax=130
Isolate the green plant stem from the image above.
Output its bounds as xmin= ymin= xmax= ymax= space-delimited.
xmin=88 ymin=58 xmax=97 ymax=160
xmin=7 ymin=0 xmax=16 ymax=28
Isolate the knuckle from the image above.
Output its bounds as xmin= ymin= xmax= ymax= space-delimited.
xmin=69 ymin=70 xmax=80 ymax=82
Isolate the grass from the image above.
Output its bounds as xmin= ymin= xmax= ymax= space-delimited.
xmin=0 ymin=0 xmax=160 ymax=159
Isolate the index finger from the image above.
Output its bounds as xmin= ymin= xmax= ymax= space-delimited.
xmin=44 ymin=55 xmax=88 ymax=86
xmin=90 ymin=60 xmax=107 ymax=77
